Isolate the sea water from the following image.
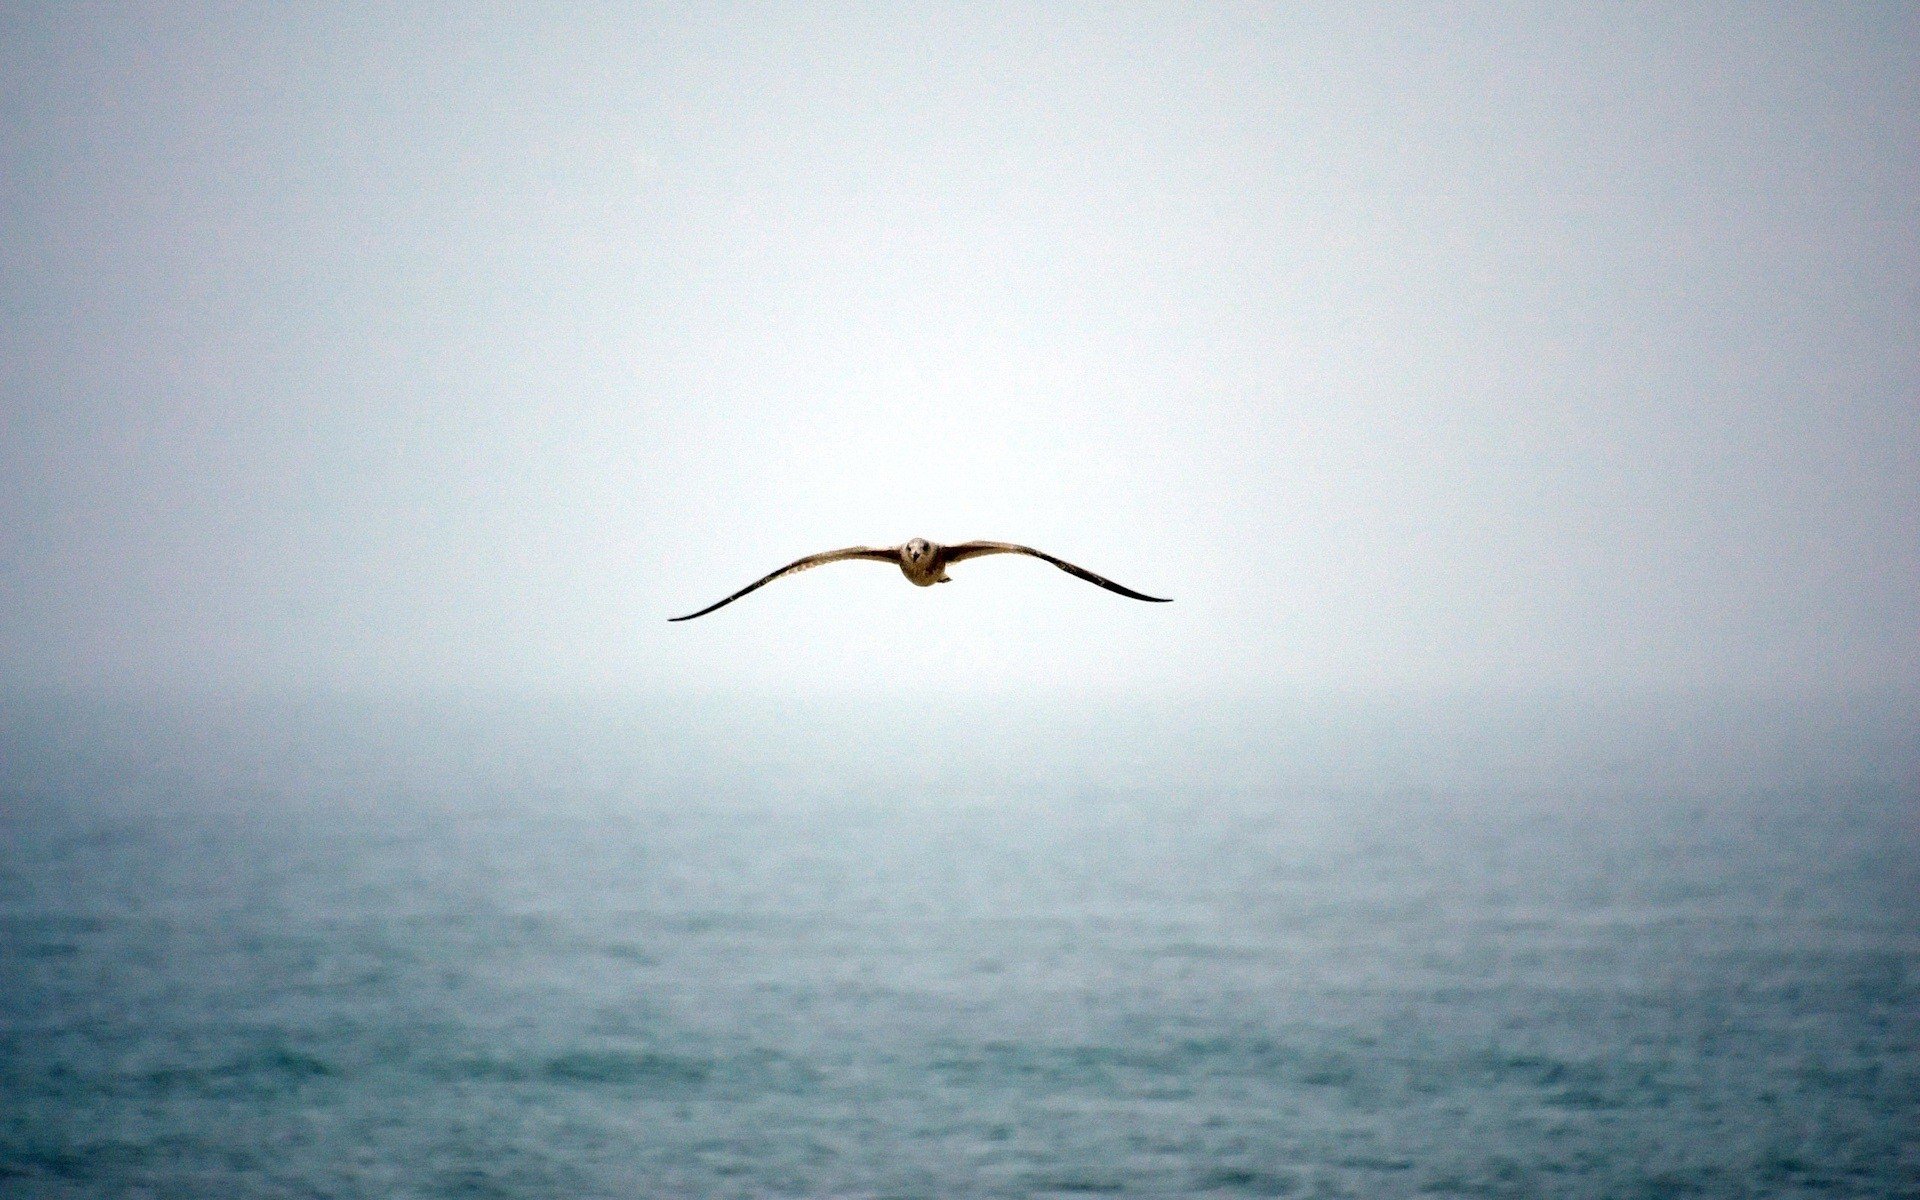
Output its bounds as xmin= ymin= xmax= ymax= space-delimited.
xmin=2 ymin=761 xmax=1914 ymax=1196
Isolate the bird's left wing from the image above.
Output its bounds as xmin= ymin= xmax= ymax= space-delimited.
xmin=942 ymin=541 xmax=1171 ymax=603
xmin=669 ymin=546 xmax=898 ymax=621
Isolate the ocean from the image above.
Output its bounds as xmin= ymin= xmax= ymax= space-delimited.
xmin=2 ymin=729 xmax=1914 ymax=1197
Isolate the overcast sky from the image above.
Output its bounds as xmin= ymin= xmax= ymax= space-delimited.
xmin=3 ymin=4 xmax=1915 ymax=723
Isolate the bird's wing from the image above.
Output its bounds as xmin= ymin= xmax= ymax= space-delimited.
xmin=669 ymin=546 xmax=899 ymax=621
xmin=941 ymin=541 xmax=1171 ymax=603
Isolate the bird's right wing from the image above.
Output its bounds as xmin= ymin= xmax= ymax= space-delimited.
xmin=942 ymin=541 xmax=1171 ymax=602
xmin=669 ymin=546 xmax=898 ymax=621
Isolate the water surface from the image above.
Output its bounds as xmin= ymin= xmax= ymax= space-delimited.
xmin=2 ymin=773 xmax=1914 ymax=1197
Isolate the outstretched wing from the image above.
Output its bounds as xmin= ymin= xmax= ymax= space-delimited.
xmin=669 ymin=546 xmax=898 ymax=621
xmin=941 ymin=541 xmax=1171 ymax=603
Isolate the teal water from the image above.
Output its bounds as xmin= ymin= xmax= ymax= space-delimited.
xmin=2 ymin=769 xmax=1915 ymax=1197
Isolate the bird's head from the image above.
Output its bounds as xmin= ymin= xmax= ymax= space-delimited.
xmin=904 ymin=538 xmax=932 ymax=564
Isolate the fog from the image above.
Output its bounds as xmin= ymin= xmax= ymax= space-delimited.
xmin=3 ymin=5 xmax=1915 ymax=787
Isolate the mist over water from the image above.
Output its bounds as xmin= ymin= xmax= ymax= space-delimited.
xmin=2 ymin=697 xmax=1916 ymax=1197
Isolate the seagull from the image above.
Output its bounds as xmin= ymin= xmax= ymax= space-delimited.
xmin=669 ymin=539 xmax=1171 ymax=621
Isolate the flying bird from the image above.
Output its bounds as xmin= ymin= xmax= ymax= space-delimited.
xmin=669 ymin=539 xmax=1171 ymax=621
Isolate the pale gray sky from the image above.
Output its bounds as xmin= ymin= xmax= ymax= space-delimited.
xmin=3 ymin=4 xmax=1916 ymax=721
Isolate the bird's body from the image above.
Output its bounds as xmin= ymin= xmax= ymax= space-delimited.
xmin=669 ymin=538 xmax=1168 ymax=621
xmin=900 ymin=538 xmax=947 ymax=586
